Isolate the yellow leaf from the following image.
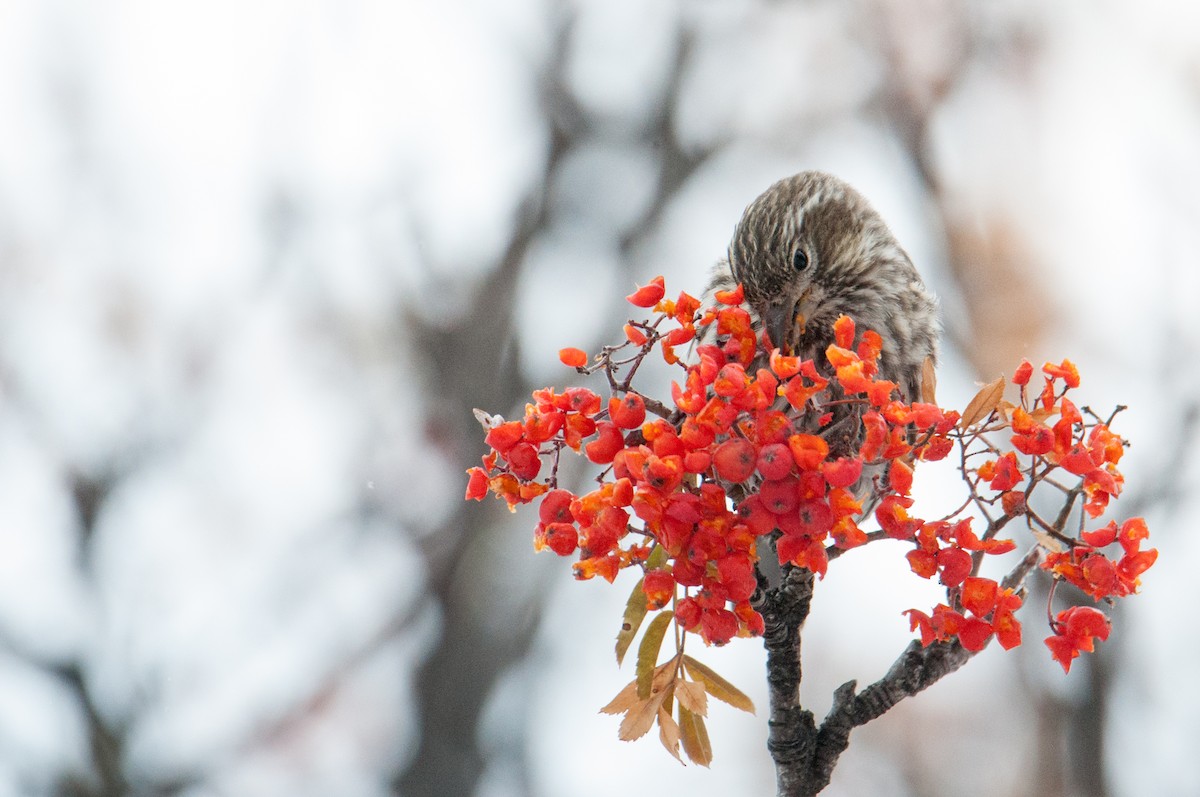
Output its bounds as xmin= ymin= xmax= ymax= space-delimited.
xmin=615 ymin=577 xmax=649 ymax=666
xmin=599 ymin=678 xmax=639 ymax=716
xmin=920 ymin=356 xmax=937 ymax=405
xmin=637 ymin=611 xmax=674 ymax=700
xmin=675 ymin=679 xmax=708 ymax=717
xmin=658 ymin=704 xmax=683 ymax=763
xmin=682 ymin=655 xmax=755 ymax=714
xmin=678 ymin=704 xmax=713 ymax=767
xmin=960 ymin=376 xmax=1006 ymax=429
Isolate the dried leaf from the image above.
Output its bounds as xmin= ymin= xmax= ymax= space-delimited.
xmin=678 ymin=704 xmax=713 ymax=767
xmin=1030 ymin=527 xmax=1068 ymax=554
xmin=658 ymin=704 xmax=683 ymax=762
xmin=651 ymin=659 xmax=678 ymax=692
xmin=472 ymin=408 xmax=503 ymax=429
xmin=675 ymin=679 xmax=708 ymax=717
xmin=618 ymin=695 xmax=662 ymax=741
xmin=599 ymin=678 xmax=639 ymax=715
xmin=637 ymin=611 xmax=674 ymax=700
xmin=961 ymin=376 xmax=1006 ymax=429
xmin=615 ymin=578 xmax=649 ymax=666
xmin=682 ymin=655 xmax=755 ymax=714
xmin=920 ymin=356 xmax=937 ymax=405
xmin=1029 ymin=406 xmax=1055 ymax=423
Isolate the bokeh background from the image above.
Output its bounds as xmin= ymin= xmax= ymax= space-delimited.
xmin=1 ymin=1 xmax=1199 ymax=795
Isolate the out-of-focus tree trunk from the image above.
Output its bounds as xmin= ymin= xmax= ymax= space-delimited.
xmin=394 ymin=12 xmax=714 ymax=795
xmin=871 ymin=6 xmax=1113 ymax=797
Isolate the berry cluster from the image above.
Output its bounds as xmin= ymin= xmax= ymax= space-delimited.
xmin=466 ymin=274 xmax=1154 ymax=677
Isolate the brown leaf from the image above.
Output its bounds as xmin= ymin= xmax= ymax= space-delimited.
xmin=599 ymin=678 xmax=639 ymax=716
xmin=675 ymin=679 xmax=708 ymax=717
xmin=1030 ymin=527 xmax=1068 ymax=554
xmin=636 ymin=611 xmax=674 ymax=700
xmin=682 ymin=655 xmax=755 ymax=714
xmin=618 ymin=695 xmax=662 ymax=741
xmin=1029 ymin=406 xmax=1055 ymax=423
xmin=960 ymin=376 xmax=1006 ymax=429
xmin=678 ymin=705 xmax=713 ymax=767
xmin=920 ymin=356 xmax=938 ymax=405
xmin=615 ymin=578 xmax=649 ymax=666
xmin=658 ymin=704 xmax=683 ymax=762
xmin=651 ymin=659 xmax=678 ymax=691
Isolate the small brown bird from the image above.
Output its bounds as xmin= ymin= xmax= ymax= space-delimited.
xmin=709 ymin=171 xmax=939 ymax=464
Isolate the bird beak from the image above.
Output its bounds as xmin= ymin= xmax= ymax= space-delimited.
xmin=762 ymin=291 xmax=810 ymax=353
xmin=763 ymin=304 xmax=789 ymax=352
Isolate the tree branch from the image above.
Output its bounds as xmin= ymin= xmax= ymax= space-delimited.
xmin=754 ymin=564 xmax=821 ymax=797
xmin=809 ymin=639 xmax=973 ymax=792
xmin=761 ymin=537 xmax=1043 ymax=795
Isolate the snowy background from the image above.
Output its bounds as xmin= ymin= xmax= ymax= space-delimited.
xmin=0 ymin=1 xmax=1198 ymax=796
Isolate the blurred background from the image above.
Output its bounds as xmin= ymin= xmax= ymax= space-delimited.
xmin=1 ymin=0 xmax=1198 ymax=795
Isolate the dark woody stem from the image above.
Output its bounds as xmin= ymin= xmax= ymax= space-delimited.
xmin=758 ymin=577 xmax=973 ymax=797
xmin=759 ymin=536 xmax=1043 ymax=795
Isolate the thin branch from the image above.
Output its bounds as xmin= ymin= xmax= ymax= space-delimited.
xmin=808 ymin=639 xmax=974 ymax=794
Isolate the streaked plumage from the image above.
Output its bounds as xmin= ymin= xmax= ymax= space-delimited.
xmin=709 ymin=171 xmax=939 ymax=481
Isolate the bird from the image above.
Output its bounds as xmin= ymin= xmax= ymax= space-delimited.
xmin=707 ymin=171 xmax=939 ymax=471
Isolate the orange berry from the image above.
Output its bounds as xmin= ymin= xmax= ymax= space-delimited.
xmin=714 ymin=283 xmax=744 ymax=305
xmin=1012 ymin=359 xmax=1033 ymax=386
xmin=558 ymin=347 xmax=587 ymax=368
xmin=788 ymin=434 xmax=829 ymax=471
xmin=626 ymin=275 xmax=665 ymax=307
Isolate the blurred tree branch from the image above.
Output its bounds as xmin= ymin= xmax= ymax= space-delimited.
xmin=395 ymin=7 xmax=715 ymax=796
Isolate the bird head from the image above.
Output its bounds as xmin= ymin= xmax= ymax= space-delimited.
xmin=726 ymin=171 xmax=905 ymax=354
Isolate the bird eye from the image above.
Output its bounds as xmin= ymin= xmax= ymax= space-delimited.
xmin=792 ymin=248 xmax=809 ymax=272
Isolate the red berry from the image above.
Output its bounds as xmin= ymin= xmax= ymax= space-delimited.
xmin=756 ymin=443 xmax=793 ymax=481
xmin=543 ymin=522 xmax=578 ymax=556
xmin=713 ymin=437 xmax=756 ymax=483
xmin=609 ymin=393 xmax=647 ymax=429
xmin=822 ymin=457 xmax=863 ymax=488
xmin=465 ymin=467 xmax=488 ymax=500
xmin=539 ymin=489 xmax=575 ymax=525
xmin=505 ymin=442 xmax=541 ymax=481
xmin=759 ymin=477 xmax=799 ymax=515
xmin=585 ymin=422 xmax=624 ymax=464
xmin=484 ymin=421 xmax=524 ymax=454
